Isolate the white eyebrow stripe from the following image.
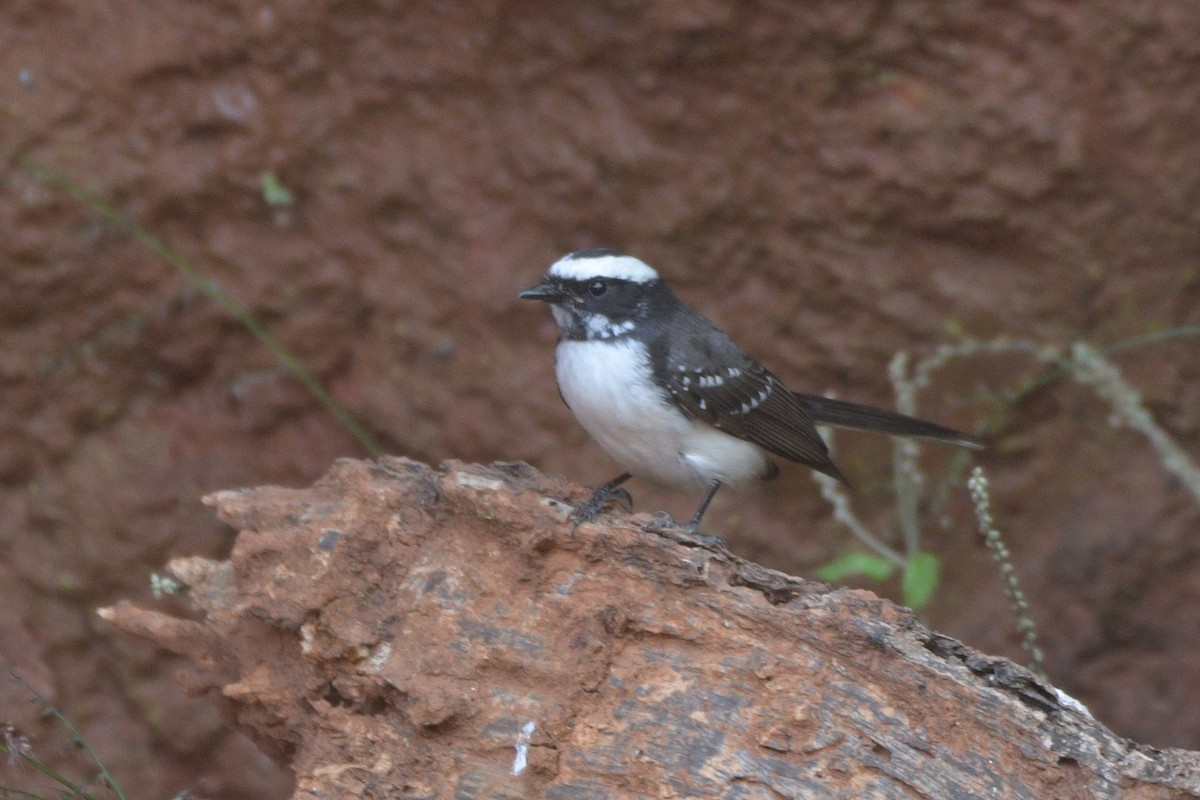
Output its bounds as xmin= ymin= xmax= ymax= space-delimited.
xmin=548 ymin=252 xmax=660 ymax=283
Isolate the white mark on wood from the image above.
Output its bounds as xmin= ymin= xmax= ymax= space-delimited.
xmin=512 ymin=719 xmax=536 ymax=775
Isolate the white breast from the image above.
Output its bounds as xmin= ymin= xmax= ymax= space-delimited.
xmin=554 ymin=339 xmax=769 ymax=491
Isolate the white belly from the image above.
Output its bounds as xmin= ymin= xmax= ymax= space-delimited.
xmin=555 ymin=339 xmax=769 ymax=491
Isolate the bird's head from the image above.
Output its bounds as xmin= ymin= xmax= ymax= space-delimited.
xmin=519 ymin=249 xmax=666 ymax=341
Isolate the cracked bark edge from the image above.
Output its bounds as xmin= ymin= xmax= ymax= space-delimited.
xmin=100 ymin=457 xmax=1200 ymax=799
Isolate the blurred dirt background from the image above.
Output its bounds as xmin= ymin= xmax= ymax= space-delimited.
xmin=2 ymin=1 xmax=1199 ymax=797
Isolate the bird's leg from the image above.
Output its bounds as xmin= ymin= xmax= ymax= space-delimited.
xmin=643 ymin=481 xmax=727 ymax=548
xmin=684 ymin=481 xmax=722 ymax=532
xmin=570 ymin=472 xmax=633 ymax=528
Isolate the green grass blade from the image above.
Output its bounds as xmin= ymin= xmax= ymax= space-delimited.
xmin=5 ymin=671 xmax=110 ymax=800
xmin=6 ymin=149 xmax=385 ymax=458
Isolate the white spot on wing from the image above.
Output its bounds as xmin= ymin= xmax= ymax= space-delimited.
xmin=737 ymin=384 xmax=772 ymax=415
xmin=548 ymin=252 xmax=659 ymax=283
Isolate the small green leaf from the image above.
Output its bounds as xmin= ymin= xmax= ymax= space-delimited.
xmin=902 ymin=551 xmax=940 ymax=611
xmin=261 ymin=172 xmax=295 ymax=208
xmin=816 ymin=552 xmax=897 ymax=583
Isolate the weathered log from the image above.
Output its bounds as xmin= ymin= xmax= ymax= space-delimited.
xmin=99 ymin=458 xmax=1200 ymax=798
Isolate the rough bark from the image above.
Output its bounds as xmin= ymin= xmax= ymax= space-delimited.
xmin=99 ymin=458 xmax=1200 ymax=799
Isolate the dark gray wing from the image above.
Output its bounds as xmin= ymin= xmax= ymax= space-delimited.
xmin=649 ymin=314 xmax=847 ymax=482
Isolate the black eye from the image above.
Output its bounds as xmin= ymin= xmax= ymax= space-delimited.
xmin=587 ymin=279 xmax=608 ymax=297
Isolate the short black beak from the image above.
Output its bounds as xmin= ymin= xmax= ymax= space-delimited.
xmin=519 ymin=279 xmax=567 ymax=303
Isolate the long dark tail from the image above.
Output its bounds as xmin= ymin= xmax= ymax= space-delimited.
xmin=796 ymin=393 xmax=983 ymax=449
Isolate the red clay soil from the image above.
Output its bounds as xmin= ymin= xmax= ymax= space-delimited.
xmin=2 ymin=2 xmax=1200 ymax=797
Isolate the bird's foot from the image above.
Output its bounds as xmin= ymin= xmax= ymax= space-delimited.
xmin=642 ymin=510 xmax=681 ymax=530
xmin=642 ymin=512 xmax=727 ymax=549
xmin=570 ymin=485 xmax=634 ymax=531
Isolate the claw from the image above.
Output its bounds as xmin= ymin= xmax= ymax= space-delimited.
xmin=684 ymin=531 xmax=728 ymax=548
xmin=570 ymin=474 xmax=634 ymax=530
xmin=642 ymin=511 xmax=678 ymax=530
xmin=642 ymin=512 xmax=727 ymax=549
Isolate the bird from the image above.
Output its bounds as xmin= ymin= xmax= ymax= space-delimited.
xmin=519 ymin=248 xmax=982 ymax=533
